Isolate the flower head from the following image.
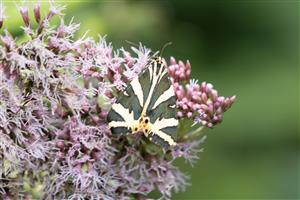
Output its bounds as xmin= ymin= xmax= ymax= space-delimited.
xmin=168 ymin=58 xmax=236 ymax=128
xmin=0 ymin=3 xmax=235 ymax=199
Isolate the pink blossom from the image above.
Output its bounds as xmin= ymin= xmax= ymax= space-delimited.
xmin=168 ymin=58 xmax=236 ymax=128
xmin=0 ymin=3 xmax=235 ymax=199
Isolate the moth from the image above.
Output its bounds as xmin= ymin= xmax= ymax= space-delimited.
xmin=107 ymin=57 xmax=178 ymax=148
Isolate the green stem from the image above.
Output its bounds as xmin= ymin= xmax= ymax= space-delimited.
xmin=183 ymin=126 xmax=205 ymax=140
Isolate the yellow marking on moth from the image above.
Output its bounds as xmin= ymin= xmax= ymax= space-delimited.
xmin=109 ymin=104 xmax=135 ymax=130
xmin=110 ymin=58 xmax=177 ymax=147
xmin=152 ymin=130 xmax=176 ymax=146
xmin=131 ymin=59 xmax=177 ymax=146
xmin=169 ymin=104 xmax=176 ymax=108
xmin=153 ymin=118 xmax=178 ymax=128
xmin=152 ymin=84 xmax=174 ymax=109
xmin=130 ymin=76 xmax=144 ymax=107
xmin=111 ymin=103 xmax=135 ymax=122
xmin=140 ymin=61 xmax=167 ymax=117
xmin=108 ymin=121 xmax=129 ymax=127
xmin=150 ymin=117 xmax=178 ymax=146
xmin=123 ymin=91 xmax=129 ymax=96
xmin=131 ymin=116 xmax=151 ymax=135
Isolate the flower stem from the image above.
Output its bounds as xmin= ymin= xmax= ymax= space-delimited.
xmin=183 ymin=126 xmax=205 ymax=140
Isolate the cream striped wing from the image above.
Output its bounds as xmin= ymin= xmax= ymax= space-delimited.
xmin=107 ymin=58 xmax=178 ymax=148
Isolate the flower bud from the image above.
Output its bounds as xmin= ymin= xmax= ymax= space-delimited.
xmin=99 ymin=111 xmax=108 ymax=118
xmin=34 ymin=4 xmax=41 ymax=23
xmin=0 ymin=3 xmax=5 ymax=29
xmin=201 ymin=93 xmax=208 ymax=102
xmin=56 ymin=140 xmax=65 ymax=149
xmin=177 ymin=111 xmax=183 ymax=118
xmin=0 ymin=16 xmax=3 ymax=29
xmin=207 ymin=122 xmax=213 ymax=128
xmin=170 ymin=56 xmax=177 ymax=65
xmin=19 ymin=7 xmax=30 ymax=27
xmin=230 ymin=95 xmax=236 ymax=103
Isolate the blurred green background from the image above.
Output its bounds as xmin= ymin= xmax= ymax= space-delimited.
xmin=4 ymin=0 xmax=299 ymax=199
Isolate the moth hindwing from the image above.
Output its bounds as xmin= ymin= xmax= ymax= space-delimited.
xmin=107 ymin=57 xmax=178 ymax=148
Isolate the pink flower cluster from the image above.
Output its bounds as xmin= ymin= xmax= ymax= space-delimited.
xmin=168 ymin=57 xmax=236 ymax=128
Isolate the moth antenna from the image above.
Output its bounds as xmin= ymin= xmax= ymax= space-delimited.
xmin=125 ymin=40 xmax=140 ymax=49
xmin=160 ymin=41 xmax=173 ymax=58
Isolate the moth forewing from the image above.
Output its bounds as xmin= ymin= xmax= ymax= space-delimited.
xmin=107 ymin=57 xmax=178 ymax=148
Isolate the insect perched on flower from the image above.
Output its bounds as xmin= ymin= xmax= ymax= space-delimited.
xmin=0 ymin=3 xmax=236 ymax=199
xmin=107 ymin=56 xmax=178 ymax=148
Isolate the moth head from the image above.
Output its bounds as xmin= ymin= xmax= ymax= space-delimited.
xmin=132 ymin=116 xmax=151 ymax=135
xmin=153 ymin=56 xmax=166 ymax=66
